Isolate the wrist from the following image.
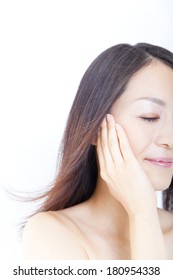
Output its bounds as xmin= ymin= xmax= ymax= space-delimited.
xmin=126 ymin=193 xmax=158 ymax=220
xmin=128 ymin=205 xmax=159 ymax=222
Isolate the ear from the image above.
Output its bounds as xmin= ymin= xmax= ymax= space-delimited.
xmin=91 ymin=136 xmax=97 ymax=146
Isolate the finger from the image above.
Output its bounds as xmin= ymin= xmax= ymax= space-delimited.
xmin=115 ymin=123 xmax=134 ymax=161
xmin=106 ymin=114 xmax=124 ymax=165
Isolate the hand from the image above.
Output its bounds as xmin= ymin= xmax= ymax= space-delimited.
xmin=96 ymin=114 xmax=157 ymax=217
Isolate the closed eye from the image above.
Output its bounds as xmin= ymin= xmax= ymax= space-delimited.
xmin=140 ymin=117 xmax=160 ymax=123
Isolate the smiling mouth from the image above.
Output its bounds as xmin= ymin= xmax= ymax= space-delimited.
xmin=145 ymin=158 xmax=173 ymax=168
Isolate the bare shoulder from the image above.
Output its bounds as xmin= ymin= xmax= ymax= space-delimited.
xmin=22 ymin=210 xmax=89 ymax=260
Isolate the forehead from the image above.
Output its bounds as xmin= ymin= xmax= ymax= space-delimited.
xmin=116 ymin=60 xmax=173 ymax=105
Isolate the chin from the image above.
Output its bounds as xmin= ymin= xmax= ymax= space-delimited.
xmin=141 ymin=160 xmax=173 ymax=191
xmin=151 ymin=179 xmax=172 ymax=191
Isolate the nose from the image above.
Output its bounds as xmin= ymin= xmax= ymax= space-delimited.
xmin=156 ymin=122 xmax=173 ymax=149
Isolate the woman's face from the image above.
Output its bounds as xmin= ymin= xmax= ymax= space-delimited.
xmin=111 ymin=60 xmax=173 ymax=191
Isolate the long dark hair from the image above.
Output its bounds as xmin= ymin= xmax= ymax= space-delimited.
xmin=35 ymin=43 xmax=173 ymax=214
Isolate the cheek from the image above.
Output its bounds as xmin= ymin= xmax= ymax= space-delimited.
xmin=112 ymin=111 xmax=153 ymax=158
xmin=122 ymin=124 xmax=151 ymax=158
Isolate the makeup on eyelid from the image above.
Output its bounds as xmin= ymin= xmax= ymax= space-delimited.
xmin=135 ymin=102 xmax=162 ymax=119
xmin=140 ymin=117 xmax=160 ymax=123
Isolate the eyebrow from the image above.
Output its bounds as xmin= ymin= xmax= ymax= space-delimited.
xmin=135 ymin=97 xmax=166 ymax=106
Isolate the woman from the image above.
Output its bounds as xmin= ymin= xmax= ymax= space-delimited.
xmin=22 ymin=43 xmax=173 ymax=259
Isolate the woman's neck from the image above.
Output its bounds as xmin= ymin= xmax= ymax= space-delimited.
xmin=86 ymin=175 xmax=130 ymax=241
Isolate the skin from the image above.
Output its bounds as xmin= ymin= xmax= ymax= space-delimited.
xmin=22 ymin=60 xmax=173 ymax=259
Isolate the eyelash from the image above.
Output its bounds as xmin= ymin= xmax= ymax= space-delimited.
xmin=140 ymin=117 xmax=160 ymax=123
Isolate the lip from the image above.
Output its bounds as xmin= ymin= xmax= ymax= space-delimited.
xmin=145 ymin=158 xmax=173 ymax=168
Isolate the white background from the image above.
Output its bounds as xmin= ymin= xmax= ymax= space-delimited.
xmin=0 ymin=0 xmax=173 ymax=260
